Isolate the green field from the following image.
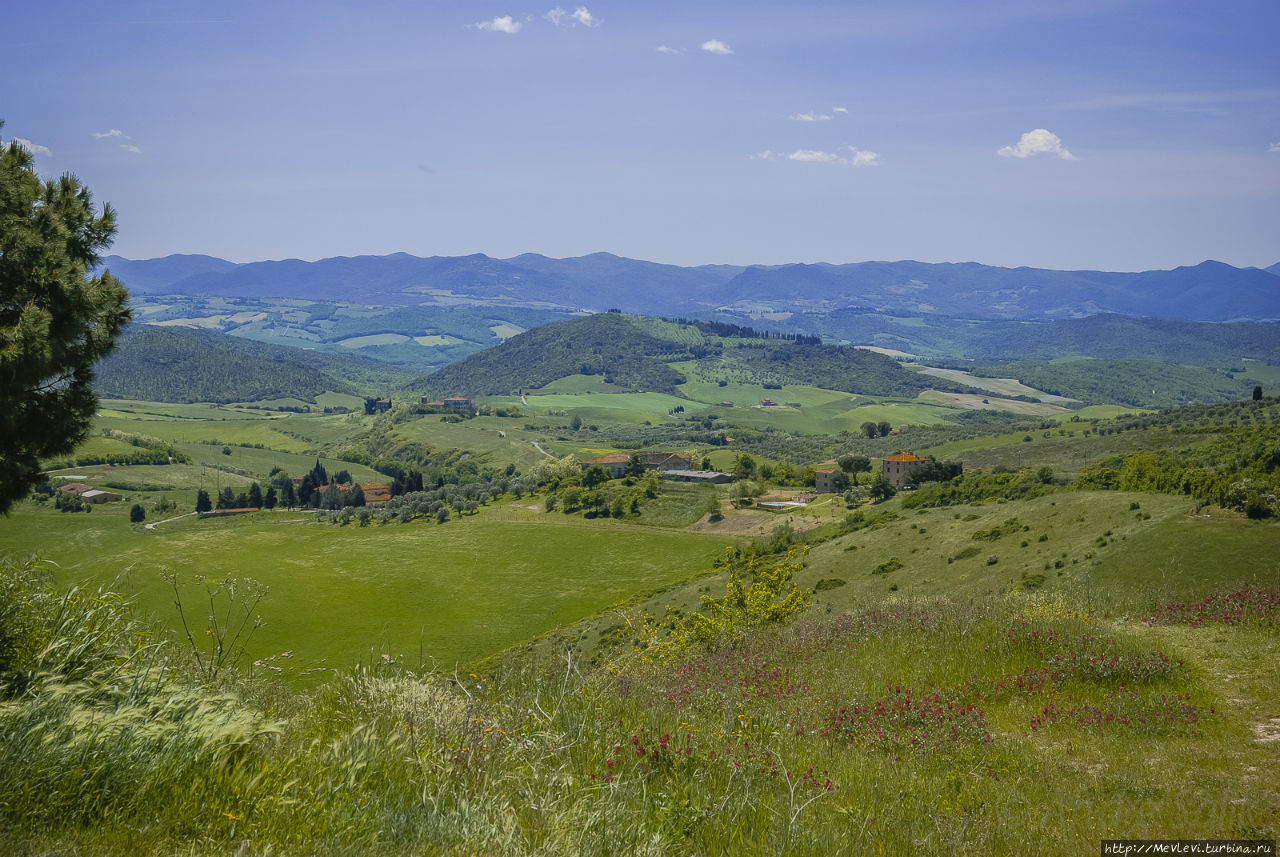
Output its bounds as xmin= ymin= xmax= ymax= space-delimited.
xmin=338 ymin=333 xmax=414 ymax=349
xmin=0 ymin=500 xmax=729 ymax=682
xmin=912 ymin=365 xmax=1073 ymax=401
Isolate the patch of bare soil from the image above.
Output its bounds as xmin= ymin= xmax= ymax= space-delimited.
xmin=1252 ymin=718 xmax=1280 ymax=743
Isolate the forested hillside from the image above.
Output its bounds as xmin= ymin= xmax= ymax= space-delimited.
xmin=411 ymin=312 xmax=958 ymax=401
xmin=972 ymin=359 xmax=1255 ymax=409
xmin=726 ymin=341 xmax=942 ymax=397
xmin=94 ymin=326 xmax=357 ymax=403
xmin=735 ymin=312 xmax=1280 ymax=366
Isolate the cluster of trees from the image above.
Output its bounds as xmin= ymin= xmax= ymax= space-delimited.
xmin=536 ymin=453 xmax=663 ymax=520
xmin=902 ymin=466 xmax=1058 ymax=509
xmin=860 ymin=421 xmax=895 ymax=438
xmin=193 ymin=461 xmax=351 ymax=513
xmin=904 ymin=458 xmax=964 ymax=485
xmin=660 ymin=317 xmax=821 ymax=345
xmin=53 ymin=492 xmax=90 ymax=513
xmin=548 ymin=478 xmax=656 ymax=519
xmin=322 ymin=476 xmax=543 ymax=527
xmin=1075 ymin=426 xmax=1280 ymax=517
xmin=44 ymin=442 xmax=185 ymax=470
xmin=1098 ymin=396 xmax=1277 ymax=435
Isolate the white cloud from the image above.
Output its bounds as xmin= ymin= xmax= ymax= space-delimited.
xmin=474 ymin=15 xmax=522 ymax=33
xmin=754 ymin=146 xmax=879 ymax=166
xmin=545 ymin=6 xmax=598 ymax=27
xmin=571 ymin=6 xmax=598 ymax=27
xmin=120 ymin=143 xmax=142 ymax=154
xmin=789 ymin=112 xmax=831 ymax=122
xmin=788 ymin=149 xmax=840 ymax=163
xmin=833 ymin=107 xmax=849 ymax=114
xmin=92 ymin=129 xmax=124 ymax=139
xmin=1270 ymin=142 xmax=1280 ymax=153
xmin=997 ymin=128 xmax=1078 ymax=160
xmin=655 ymin=45 xmax=683 ymax=55
xmin=9 ymin=138 xmax=51 ymax=156
xmin=700 ymin=39 xmax=733 ymax=55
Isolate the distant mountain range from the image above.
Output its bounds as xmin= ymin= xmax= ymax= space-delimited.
xmin=101 ymin=253 xmax=1280 ymax=323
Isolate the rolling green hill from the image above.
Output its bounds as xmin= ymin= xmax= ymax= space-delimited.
xmin=409 ymin=312 xmax=700 ymax=397
xmin=410 ymin=313 xmax=953 ymax=400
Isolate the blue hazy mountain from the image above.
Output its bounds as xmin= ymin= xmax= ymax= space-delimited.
xmin=100 ymin=253 xmax=1280 ymax=323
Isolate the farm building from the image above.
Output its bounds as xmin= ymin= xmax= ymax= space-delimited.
xmin=814 ymin=468 xmax=839 ymax=494
xmin=581 ymin=453 xmax=632 ymax=478
xmin=881 ymin=452 xmax=930 ymax=489
xmin=662 ymin=469 xmax=734 ymax=484
xmin=59 ymin=483 xmax=122 ymax=503
xmin=639 ymin=451 xmax=692 ymax=471
xmin=361 ymin=483 xmax=392 ymax=505
xmin=581 ymin=451 xmax=694 ymax=478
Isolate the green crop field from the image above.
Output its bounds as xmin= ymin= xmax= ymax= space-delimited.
xmin=0 ymin=500 xmax=729 ymax=683
xmin=519 ymin=390 xmax=692 ymax=423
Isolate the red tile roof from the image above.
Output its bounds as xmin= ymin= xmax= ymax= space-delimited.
xmin=585 ymin=453 xmax=632 ymax=465
xmin=883 ymin=453 xmax=928 ymax=463
xmin=361 ymin=483 xmax=392 ymax=504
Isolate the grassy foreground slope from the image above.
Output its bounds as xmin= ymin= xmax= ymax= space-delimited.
xmin=2 ymin=503 xmax=1277 ymax=855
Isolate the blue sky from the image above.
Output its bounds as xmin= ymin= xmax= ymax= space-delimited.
xmin=5 ymin=0 xmax=1278 ymax=270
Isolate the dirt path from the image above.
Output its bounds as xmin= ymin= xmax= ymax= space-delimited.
xmin=144 ymin=511 xmax=198 ymax=530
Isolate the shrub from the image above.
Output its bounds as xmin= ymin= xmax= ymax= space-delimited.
xmin=872 ymin=558 xmax=904 ymax=576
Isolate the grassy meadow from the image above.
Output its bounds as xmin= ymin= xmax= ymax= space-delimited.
xmin=0 ymin=498 xmax=729 ymax=682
